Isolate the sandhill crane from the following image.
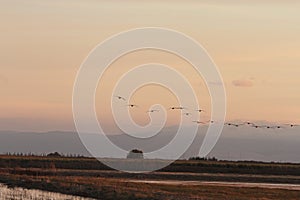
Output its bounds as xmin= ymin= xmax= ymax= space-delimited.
xmin=183 ymin=112 xmax=192 ymax=116
xmin=125 ymin=104 xmax=138 ymax=108
xmin=225 ymin=123 xmax=240 ymax=127
xmin=192 ymin=120 xmax=206 ymax=124
xmin=265 ymin=125 xmax=282 ymax=129
xmin=193 ymin=120 xmax=214 ymax=125
xmin=225 ymin=122 xmax=250 ymax=127
xmin=114 ymin=95 xmax=126 ymax=101
xmin=241 ymin=121 xmax=255 ymax=126
xmin=146 ymin=109 xmax=160 ymax=113
xmin=169 ymin=106 xmax=187 ymax=110
xmin=284 ymin=124 xmax=299 ymax=128
xmin=251 ymin=124 xmax=266 ymax=129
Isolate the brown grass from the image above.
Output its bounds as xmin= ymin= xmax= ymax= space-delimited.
xmin=1 ymin=155 xmax=300 ymax=199
xmin=1 ymin=168 xmax=300 ymax=200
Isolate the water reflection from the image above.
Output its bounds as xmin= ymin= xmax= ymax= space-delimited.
xmin=0 ymin=183 xmax=94 ymax=200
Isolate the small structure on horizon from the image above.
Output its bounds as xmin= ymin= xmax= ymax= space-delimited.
xmin=127 ymin=149 xmax=144 ymax=159
xmin=47 ymin=152 xmax=62 ymax=157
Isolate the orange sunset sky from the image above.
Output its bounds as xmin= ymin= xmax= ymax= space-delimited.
xmin=0 ymin=0 xmax=300 ymax=131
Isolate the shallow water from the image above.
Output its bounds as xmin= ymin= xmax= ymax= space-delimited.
xmin=0 ymin=183 xmax=94 ymax=200
xmin=129 ymin=180 xmax=300 ymax=191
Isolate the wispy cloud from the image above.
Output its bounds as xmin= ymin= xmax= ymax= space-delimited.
xmin=232 ymin=79 xmax=253 ymax=87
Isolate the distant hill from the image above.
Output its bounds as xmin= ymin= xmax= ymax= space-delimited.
xmin=0 ymin=125 xmax=300 ymax=162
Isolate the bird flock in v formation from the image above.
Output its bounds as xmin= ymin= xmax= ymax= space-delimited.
xmin=114 ymin=95 xmax=299 ymax=129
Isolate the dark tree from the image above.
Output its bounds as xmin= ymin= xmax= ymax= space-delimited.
xmin=127 ymin=149 xmax=144 ymax=159
xmin=47 ymin=152 xmax=62 ymax=157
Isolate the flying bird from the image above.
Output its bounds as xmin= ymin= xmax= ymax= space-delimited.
xmin=242 ymin=121 xmax=255 ymax=126
xmin=284 ymin=124 xmax=299 ymax=128
xmin=114 ymin=95 xmax=126 ymax=101
xmin=193 ymin=120 xmax=214 ymax=124
xmin=225 ymin=123 xmax=238 ymax=127
xmin=192 ymin=120 xmax=206 ymax=124
xmin=146 ymin=109 xmax=160 ymax=113
xmin=266 ymin=125 xmax=282 ymax=129
xmin=195 ymin=109 xmax=205 ymax=113
xmin=169 ymin=106 xmax=187 ymax=110
xmin=183 ymin=112 xmax=192 ymax=116
xmin=225 ymin=122 xmax=248 ymax=127
xmin=251 ymin=124 xmax=266 ymax=129
xmin=231 ymin=124 xmax=240 ymax=127
xmin=125 ymin=104 xmax=138 ymax=108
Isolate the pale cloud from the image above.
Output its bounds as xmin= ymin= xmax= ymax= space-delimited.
xmin=232 ymin=79 xmax=253 ymax=87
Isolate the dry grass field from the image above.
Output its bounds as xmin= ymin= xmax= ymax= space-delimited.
xmin=0 ymin=155 xmax=300 ymax=199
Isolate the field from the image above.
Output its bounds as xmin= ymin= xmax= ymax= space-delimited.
xmin=1 ymin=155 xmax=300 ymax=199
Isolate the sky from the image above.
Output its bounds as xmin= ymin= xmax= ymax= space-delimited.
xmin=0 ymin=0 xmax=300 ymax=132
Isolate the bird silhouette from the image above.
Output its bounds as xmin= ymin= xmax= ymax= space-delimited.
xmin=169 ymin=106 xmax=187 ymax=110
xmin=192 ymin=120 xmax=206 ymax=124
xmin=193 ymin=120 xmax=214 ymax=124
xmin=231 ymin=123 xmax=240 ymax=127
xmin=125 ymin=104 xmax=138 ymax=108
xmin=146 ymin=109 xmax=160 ymax=113
xmin=195 ymin=109 xmax=205 ymax=112
xmin=114 ymin=95 xmax=126 ymax=101
xmin=183 ymin=112 xmax=192 ymax=116
xmin=266 ymin=125 xmax=282 ymax=129
xmin=284 ymin=124 xmax=299 ymax=128
xmin=225 ymin=123 xmax=241 ymax=127
xmin=251 ymin=124 xmax=266 ymax=129
xmin=241 ymin=121 xmax=255 ymax=126
xmin=225 ymin=122 xmax=252 ymax=127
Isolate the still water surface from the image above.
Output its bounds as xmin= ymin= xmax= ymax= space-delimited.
xmin=0 ymin=183 xmax=94 ymax=200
